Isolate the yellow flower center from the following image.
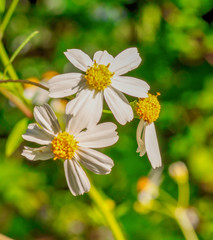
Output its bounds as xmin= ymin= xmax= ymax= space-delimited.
xmin=51 ymin=132 xmax=78 ymax=160
xmin=85 ymin=61 xmax=114 ymax=91
xmin=135 ymin=93 xmax=161 ymax=123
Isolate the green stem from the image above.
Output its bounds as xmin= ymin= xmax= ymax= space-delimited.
xmin=159 ymin=189 xmax=177 ymax=205
xmin=0 ymin=40 xmax=18 ymax=80
xmin=89 ymin=184 xmax=126 ymax=240
xmin=0 ymin=79 xmax=49 ymax=91
xmin=3 ymin=31 xmax=39 ymax=78
xmin=0 ymin=0 xmax=19 ymax=39
xmin=177 ymin=181 xmax=190 ymax=207
xmin=174 ymin=207 xmax=199 ymax=240
xmin=0 ymin=41 xmax=33 ymax=117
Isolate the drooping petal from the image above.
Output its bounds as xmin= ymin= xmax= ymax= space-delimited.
xmin=22 ymin=123 xmax=54 ymax=145
xmin=109 ymin=48 xmax=141 ymax=75
xmin=111 ymin=76 xmax=149 ymax=98
xmin=66 ymin=88 xmax=103 ymax=134
xmin=145 ymin=123 xmax=162 ymax=168
xmin=93 ymin=50 xmax=114 ymax=65
xmin=136 ymin=119 xmax=146 ymax=157
xmin=64 ymin=49 xmax=93 ymax=72
xmin=21 ymin=145 xmax=54 ymax=161
xmin=48 ymin=73 xmax=84 ymax=98
xmin=76 ymin=147 xmax=114 ymax=175
xmin=76 ymin=122 xmax=119 ymax=148
xmin=104 ymin=86 xmax=133 ymax=125
xmin=64 ymin=159 xmax=91 ymax=196
xmin=33 ymin=104 xmax=61 ymax=135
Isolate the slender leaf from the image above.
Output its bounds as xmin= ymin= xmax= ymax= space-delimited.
xmin=0 ymin=0 xmax=19 ymax=38
xmin=3 ymin=30 xmax=39 ymax=77
xmin=0 ymin=0 xmax=6 ymax=14
xmin=5 ymin=118 xmax=28 ymax=157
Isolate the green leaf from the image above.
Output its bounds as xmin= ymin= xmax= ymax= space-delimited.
xmin=6 ymin=118 xmax=28 ymax=157
xmin=0 ymin=0 xmax=5 ymax=14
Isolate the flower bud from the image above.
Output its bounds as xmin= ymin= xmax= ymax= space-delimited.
xmin=169 ymin=161 xmax=188 ymax=183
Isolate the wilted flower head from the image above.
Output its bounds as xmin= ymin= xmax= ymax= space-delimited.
xmin=48 ymin=48 xmax=150 ymax=126
xmin=135 ymin=168 xmax=162 ymax=213
xmin=24 ymin=71 xmax=59 ymax=105
xmin=22 ymin=104 xmax=118 ymax=196
xmin=135 ymin=93 xmax=162 ymax=168
xmin=169 ymin=161 xmax=188 ymax=183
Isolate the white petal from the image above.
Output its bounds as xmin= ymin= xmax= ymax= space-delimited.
xmin=76 ymin=147 xmax=114 ymax=175
xmin=93 ymin=50 xmax=114 ymax=65
xmin=64 ymin=49 xmax=93 ymax=72
xmin=109 ymin=48 xmax=142 ymax=75
xmin=34 ymin=104 xmax=61 ymax=135
xmin=48 ymin=73 xmax=84 ymax=98
xmin=66 ymin=88 xmax=103 ymax=134
xmin=111 ymin=76 xmax=150 ymax=98
xmin=136 ymin=119 xmax=146 ymax=157
xmin=104 ymin=86 xmax=133 ymax=125
xmin=22 ymin=145 xmax=54 ymax=161
xmin=22 ymin=123 xmax=54 ymax=145
xmin=76 ymin=122 xmax=119 ymax=148
xmin=64 ymin=159 xmax=91 ymax=196
xmin=145 ymin=123 xmax=162 ymax=168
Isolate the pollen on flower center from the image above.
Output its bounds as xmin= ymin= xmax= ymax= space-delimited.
xmin=51 ymin=132 xmax=78 ymax=160
xmin=135 ymin=93 xmax=161 ymax=123
xmin=85 ymin=61 xmax=114 ymax=91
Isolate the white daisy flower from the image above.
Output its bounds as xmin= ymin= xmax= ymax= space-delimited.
xmin=48 ymin=48 xmax=150 ymax=126
xmin=22 ymin=104 xmax=118 ymax=196
xmin=135 ymin=93 xmax=162 ymax=168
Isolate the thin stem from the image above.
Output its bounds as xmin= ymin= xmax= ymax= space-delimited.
xmin=177 ymin=181 xmax=190 ymax=207
xmin=174 ymin=207 xmax=199 ymax=240
xmin=0 ymin=79 xmax=49 ymax=91
xmin=3 ymin=31 xmax=39 ymax=78
xmin=0 ymin=40 xmax=18 ymax=80
xmin=88 ymin=184 xmax=126 ymax=240
xmin=0 ymin=0 xmax=19 ymax=39
xmin=159 ymin=189 xmax=177 ymax=205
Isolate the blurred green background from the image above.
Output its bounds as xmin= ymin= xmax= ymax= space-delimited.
xmin=0 ymin=0 xmax=213 ymax=239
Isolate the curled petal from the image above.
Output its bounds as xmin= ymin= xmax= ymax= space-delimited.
xmin=22 ymin=123 xmax=54 ymax=145
xmin=22 ymin=145 xmax=54 ymax=161
xmin=136 ymin=119 xmax=146 ymax=157
xmin=64 ymin=159 xmax=91 ymax=196
xmin=145 ymin=123 xmax=162 ymax=168
xmin=33 ymin=104 xmax=61 ymax=135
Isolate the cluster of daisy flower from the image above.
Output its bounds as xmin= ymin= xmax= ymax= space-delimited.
xmin=22 ymin=48 xmax=162 ymax=196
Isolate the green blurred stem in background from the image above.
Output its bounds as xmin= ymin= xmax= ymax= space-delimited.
xmin=0 ymin=0 xmax=19 ymax=40
xmin=177 ymin=181 xmax=190 ymax=207
xmin=0 ymin=40 xmax=33 ymax=118
xmin=89 ymin=183 xmax=126 ymax=240
xmin=175 ymin=208 xmax=199 ymax=240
